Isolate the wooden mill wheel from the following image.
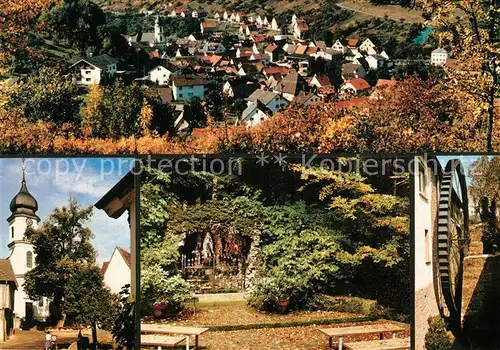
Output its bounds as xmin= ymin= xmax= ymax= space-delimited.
xmin=436 ymin=159 xmax=469 ymax=334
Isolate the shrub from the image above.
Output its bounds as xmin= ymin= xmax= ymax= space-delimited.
xmin=111 ymin=285 xmax=135 ymax=350
xmin=425 ymin=316 xmax=453 ymax=350
xmin=141 ymin=265 xmax=191 ymax=315
xmin=247 ymin=273 xmax=316 ymax=312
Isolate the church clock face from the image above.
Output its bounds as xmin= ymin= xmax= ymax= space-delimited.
xmin=26 ymin=218 xmax=33 ymax=227
xmin=435 ymin=159 xmax=469 ymax=335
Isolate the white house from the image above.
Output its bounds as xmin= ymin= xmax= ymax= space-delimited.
xmin=235 ymin=12 xmax=245 ymax=22
xmin=359 ymin=37 xmax=381 ymax=55
xmin=293 ymin=21 xmax=309 ymax=39
xmin=256 ymin=15 xmax=263 ymax=27
xmin=149 ymin=64 xmax=172 ymax=86
xmin=414 ymin=156 xmax=443 ymax=350
xmin=241 ymin=100 xmax=272 ymax=126
xmin=0 ymin=261 xmax=17 ymax=342
xmin=239 ymin=24 xmax=251 ymax=36
xmin=172 ymin=75 xmax=206 ymax=101
xmin=364 ymin=55 xmax=379 ymax=71
xmin=263 ymin=16 xmax=269 ymax=27
xmin=70 ymin=54 xmax=118 ymax=85
xmin=6 ymin=165 xmax=50 ymax=323
xmin=271 ymin=18 xmax=279 ymax=31
xmin=247 ymin=89 xmax=288 ymax=114
xmin=332 ymin=39 xmax=346 ymax=54
xmin=340 ymin=78 xmax=371 ymax=95
xmin=102 ymin=247 xmax=131 ymax=295
xmin=430 ymin=48 xmax=448 ymax=66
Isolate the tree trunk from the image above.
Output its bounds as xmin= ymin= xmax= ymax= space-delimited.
xmin=92 ymin=321 xmax=98 ymax=346
xmin=487 ymin=103 xmax=494 ymax=152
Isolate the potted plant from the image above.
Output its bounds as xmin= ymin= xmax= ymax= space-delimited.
xmin=152 ymin=303 xmax=167 ymax=318
xmin=274 ymin=278 xmax=293 ymax=313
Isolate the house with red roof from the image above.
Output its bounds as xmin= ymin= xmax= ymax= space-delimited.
xmin=102 ymin=247 xmax=131 ymax=294
xmin=340 ymin=78 xmax=371 ymax=95
xmin=310 ymin=74 xmax=333 ymax=89
xmin=200 ymin=21 xmax=218 ymax=35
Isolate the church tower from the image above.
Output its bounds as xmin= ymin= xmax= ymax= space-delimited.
xmin=7 ymin=160 xmax=49 ymax=322
xmin=154 ymin=16 xmax=164 ymax=44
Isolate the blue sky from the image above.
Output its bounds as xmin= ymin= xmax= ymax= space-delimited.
xmin=437 ymin=155 xmax=481 ymax=179
xmin=0 ymin=158 xmax=135 ymax=265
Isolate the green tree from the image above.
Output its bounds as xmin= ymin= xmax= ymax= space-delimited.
xmin=140 ymin=169 xmax=177 ymax=250
xmin=81 ymin=80 xmax=145 ymax=138
xmin=8 ymin=67 xmax=81 ymax=125
xmin=41 ymin=0 xmax=106 ymax=56
xmin=63 ymin=263 xmax=119 ymax=344
xmin=24 ymin=198 xmax=97 ymax=324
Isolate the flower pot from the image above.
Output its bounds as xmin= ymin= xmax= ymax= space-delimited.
xmin=152 ymin=304 xmax=166 ymax=318
xmin=276 ymin=299 xmax=289 ymax=313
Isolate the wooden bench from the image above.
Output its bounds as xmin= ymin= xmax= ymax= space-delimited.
xmin=141 ymin=324 xmax=209 ymax=350
xmin=319 ymin=323 xmax=406 ymax=350
xmin=141 ymin=334 xmax=187 ymax=350
xmin=344 ymin=338 xmax=410 ymax=350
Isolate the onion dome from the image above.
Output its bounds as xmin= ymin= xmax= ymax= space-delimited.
xmin=9 ymin=172 xmax=38 ymax=219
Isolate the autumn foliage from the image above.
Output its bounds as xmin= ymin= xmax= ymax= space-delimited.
xmin=0 ymin=75 xmax=497 ymax=154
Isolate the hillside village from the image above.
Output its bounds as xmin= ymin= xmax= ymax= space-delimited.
xmin=66 ymin=6 xmax=448 ymax=132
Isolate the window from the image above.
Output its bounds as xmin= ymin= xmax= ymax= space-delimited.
xmin=26 ymin=251 xmax=33 ymax=269
xmin=85 ymin=78 xmax=91 ymax=82
xmin=38 ymin=297 xmax=44 ymax=307
xmin=424 ymin=229 xmax=431 ymax=264
xmin=188 ymin=93 xmax=194 ymax=97
xmin=85 ymin=70 xmax=91 ymax=74
xmin=418 ymin=164 xmax=427 ymax=197
xmin=179 ymin=93 xmax=183 ymax=98
xmin=11 ymin=227 xmax=14 ymax=238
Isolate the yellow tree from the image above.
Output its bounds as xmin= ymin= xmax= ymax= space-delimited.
xmin=138 ymin=98 xmax=153 ymax=137
xmin=81 ymin=83 xmax=104 ymax=137
xmin=421 ymin=0 xmax=499 ymax=151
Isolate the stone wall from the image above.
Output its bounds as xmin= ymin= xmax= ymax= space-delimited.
xmin=415 ymin=283 xmax=441 ymax=350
